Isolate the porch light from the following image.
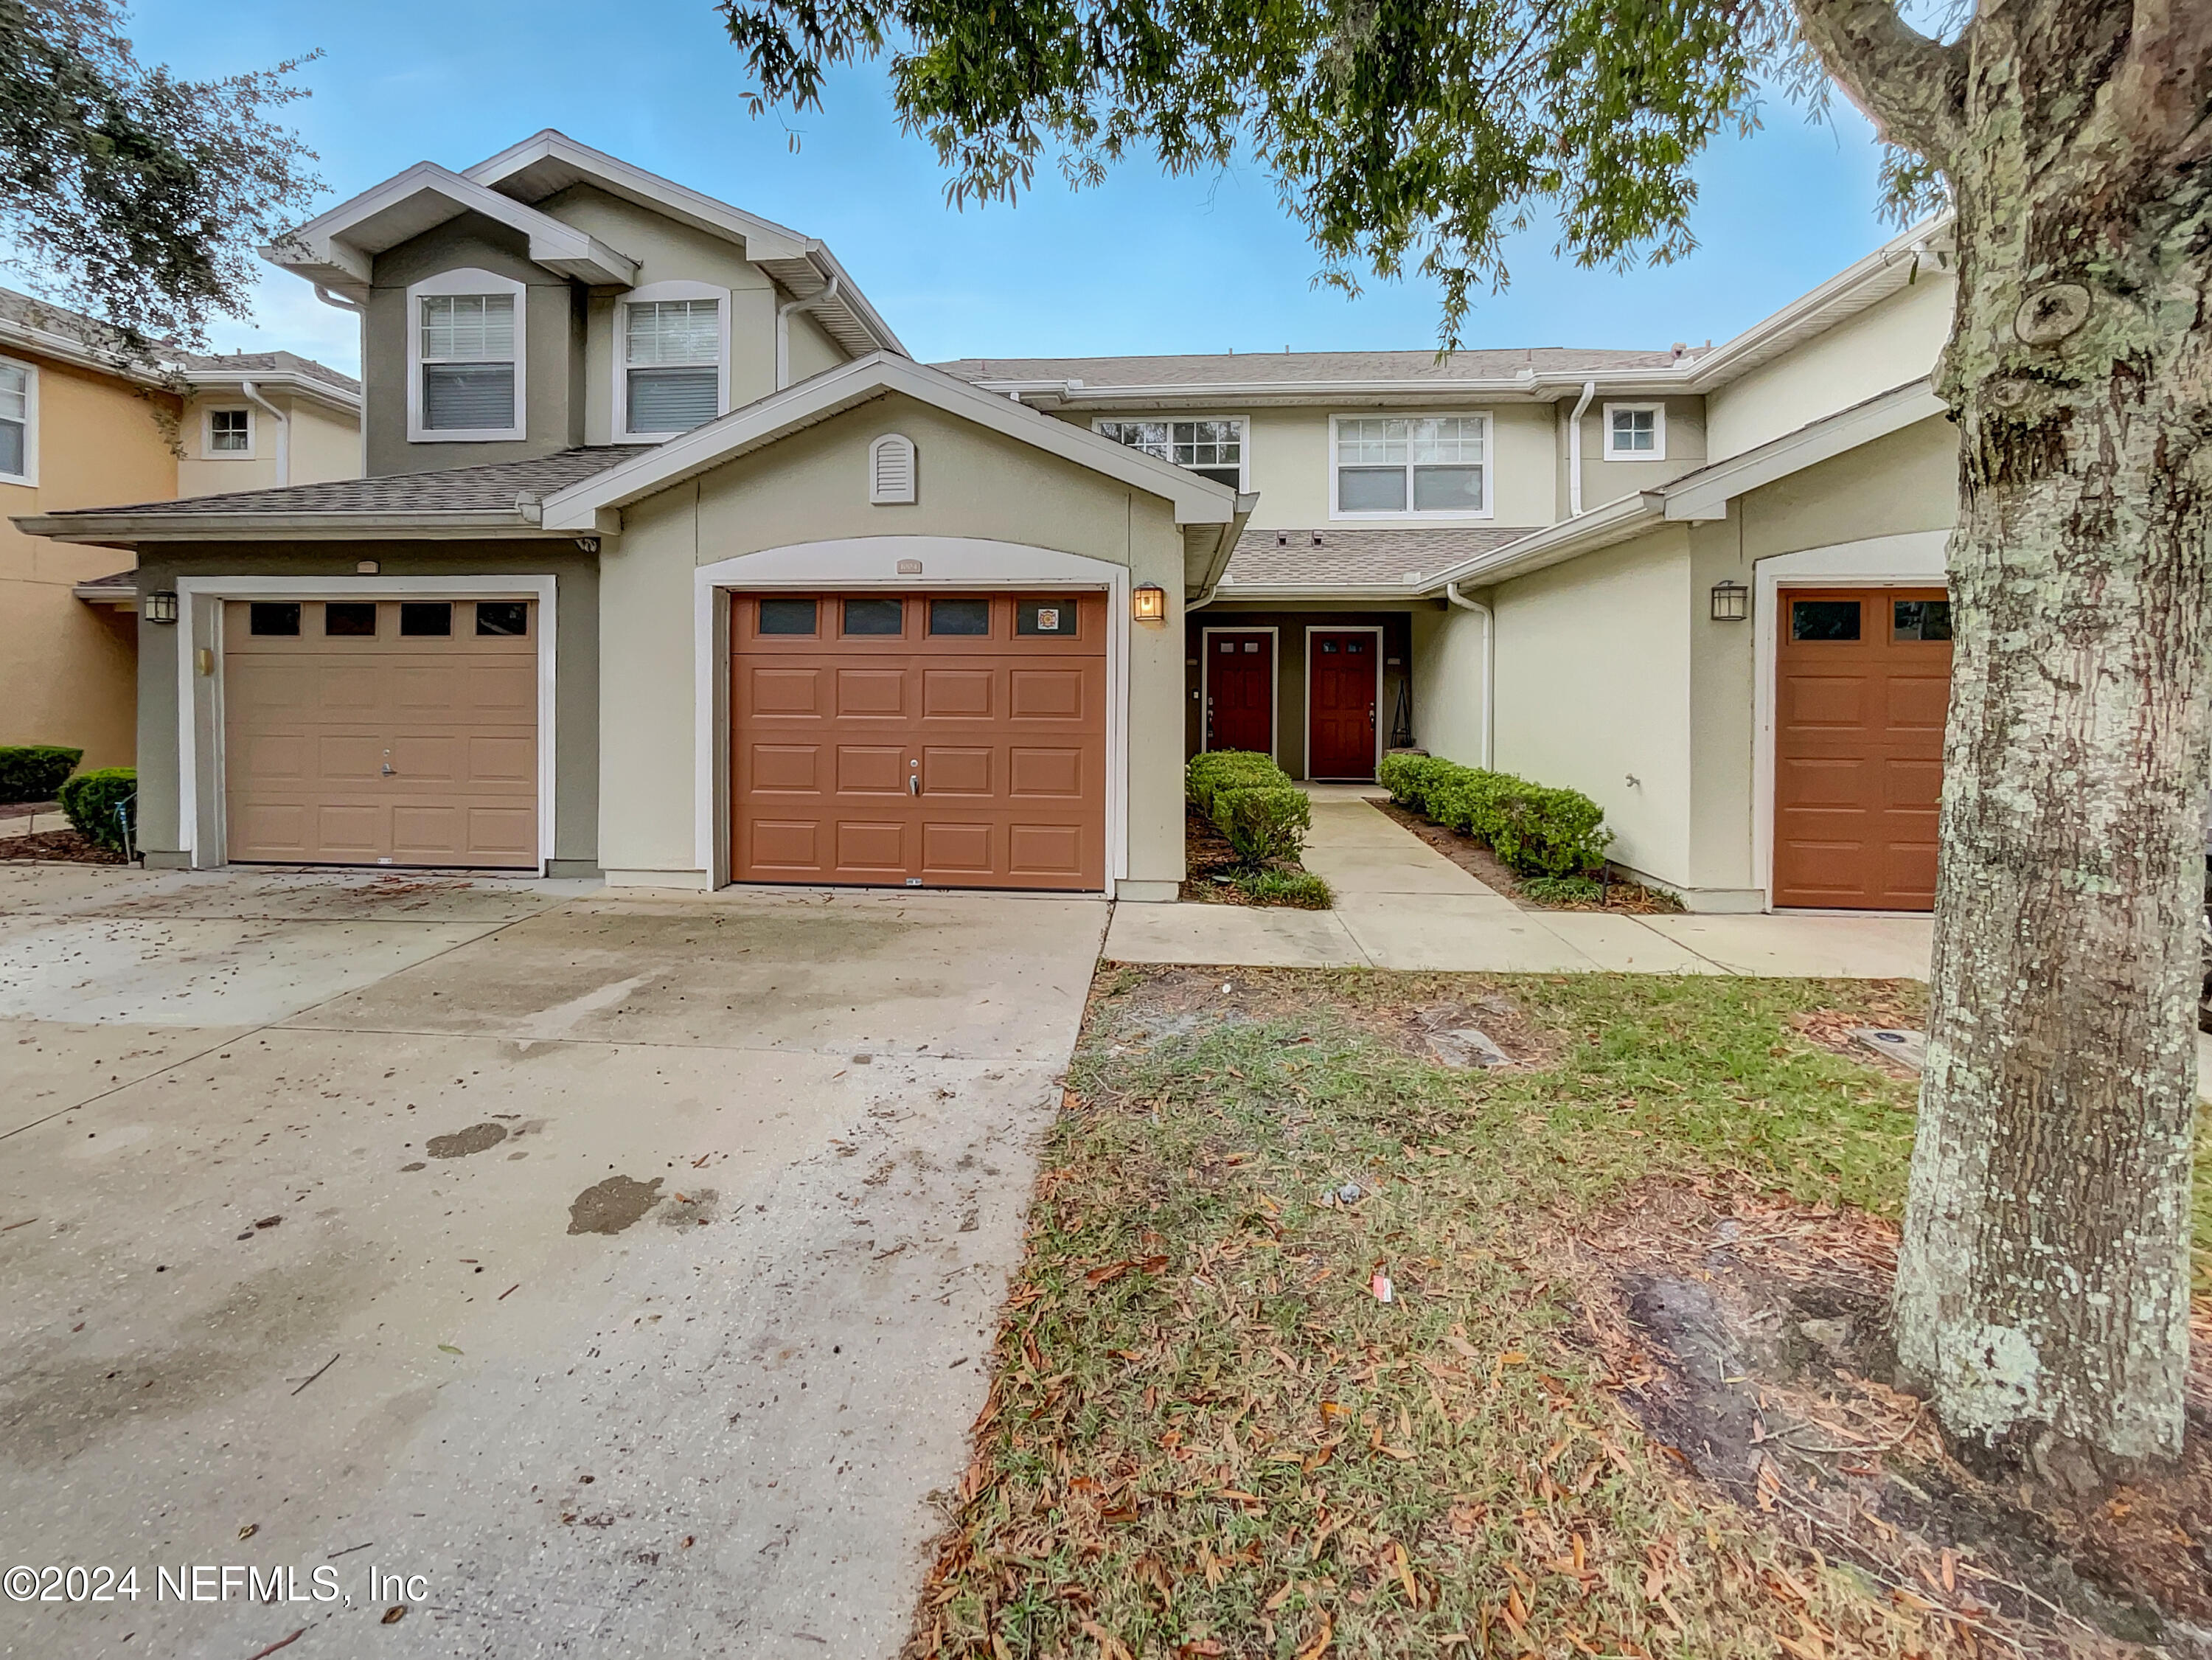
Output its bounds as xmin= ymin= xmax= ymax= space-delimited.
xmin=142 ymin=590 xmax=178 ymax=625
xmin=1710 ymin=580 xmax=1748 ymax=622
xmin=1132 ymin=583 xmax=1167 ymax=624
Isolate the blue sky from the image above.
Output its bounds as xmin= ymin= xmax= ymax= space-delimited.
xmin=128 ymin=0 xmax=1905 ymax=378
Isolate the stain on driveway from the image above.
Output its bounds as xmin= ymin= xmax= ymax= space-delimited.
xmin=0 ymin=869 xmax=1105 ymax=1659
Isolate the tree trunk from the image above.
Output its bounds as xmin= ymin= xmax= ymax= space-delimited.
xmin=1892 ymin=139 xmax=2212 ymax=1473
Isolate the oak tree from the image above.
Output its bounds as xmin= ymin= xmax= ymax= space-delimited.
xmin=720 ymin=0 xmax=2212 ymax=1480
xmin=0 ymin=0 xmax=321 ymax=355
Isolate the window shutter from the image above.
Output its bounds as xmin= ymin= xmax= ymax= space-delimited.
xmin=869 ymin=434 xmax=917 ymax=504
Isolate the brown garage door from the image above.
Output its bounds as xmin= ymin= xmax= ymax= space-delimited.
xmin=1773 ymin=587 xmax=1950 ymax=909
xmin=223 ymin=597 xmax=539 ymax=869
xmin=731 ymin=591 xmax=1106 ymax=890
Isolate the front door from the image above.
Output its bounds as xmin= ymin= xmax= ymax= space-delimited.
xmin=1308 ymin=630 xmax=1379 ymax=779
xmin=730 ymin=591 xmax=1107 ymax=890
xmin=1773 ymin=587 xmax=1951 ymax=909
xmin=1206 ymin=631 xmax=1274 ymax=755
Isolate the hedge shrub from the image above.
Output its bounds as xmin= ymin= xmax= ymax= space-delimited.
xmin=1211 ymin=784 xmax=1312 ymax=864
xmin=1385 ymin=755 xmax=1613 ymax=878
xmin=60 ymin=767 xmax=136 ymax=852
xmin=0 ymin=745 xmax=83 ymax=804
xmin=1186 ymin=749 xmax=1292 ymax=813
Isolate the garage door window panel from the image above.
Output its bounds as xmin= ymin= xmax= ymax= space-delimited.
xmin=324 ymin=602 xmax=378 ymax=638
xmin=400 ymin=602 xmax=453 ymax=637
xmin=929 ymin=597 xmax=991 ymax=636
xmin=757 ymin=597 xmax=817 ymax=636
xmin=250 ymin=602 xmax=300 ymax=636
xmin=842 ymin=597 xmax=904 ymax=636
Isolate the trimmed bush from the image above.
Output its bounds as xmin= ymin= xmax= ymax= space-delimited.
xmin=1187 ymin=749 xmax=1292 ymax=813
xmin=0 ymin=745 xmax=83 ymax=804
xmin=1391 ymin=757 xmax=1614 ymax=878
xmin=1237 ymin=868 xmax=1331 ymax=909
xmin=1211 ymin=784 xmax=1312 ymax=864
xmin=60 ymin=767 xmax=136 ymax=852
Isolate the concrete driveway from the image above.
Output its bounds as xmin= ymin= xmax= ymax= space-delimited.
xmin=0 ymin=864 xmax=1106 ymax=1659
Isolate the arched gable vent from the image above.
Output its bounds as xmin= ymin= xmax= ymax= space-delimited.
xmin=869 ymin=433 xmax=917 ymax=504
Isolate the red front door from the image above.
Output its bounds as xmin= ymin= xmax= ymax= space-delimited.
xmin=1206 ymin=631 xmax=1274 ymax=755
xmin=1308 ymin=631 xmax=1378 ymax=779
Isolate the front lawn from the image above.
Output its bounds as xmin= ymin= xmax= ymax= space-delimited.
xmin=906 ymin=969 xmax=2212 ymax=1659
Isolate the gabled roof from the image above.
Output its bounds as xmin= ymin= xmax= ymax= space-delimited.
xmin=462 ymin=130 xmax=905 ymax=359
xmin=1416 ymin=378 xmax=1950 ymax=594
xmin=538 ymin=353 xmax=1238 ymax=532
xmin=262 ymin=161 xmax=641 ymax=296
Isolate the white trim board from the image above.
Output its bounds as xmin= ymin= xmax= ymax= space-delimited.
xmin=1199 ymin=625 xmax=1280 ymax=760
xmin=1750 ymin=531 xmax=1949 ymax=911
xmin=1303 ymin=623 xmax=1385 ymax=780
xmin=170 ymin=575 xmax=559 ymax=873
xmin=689 ymin=536 xmax=1132 ymax=895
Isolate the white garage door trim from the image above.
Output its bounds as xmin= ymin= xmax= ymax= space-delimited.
xmin=690 ymin=538 xmax=1130 ymax=894
xmin=1750 ymin=532 xmax=1948 ymax=911
xmin=173 ymin=574 xmax=558 ymax=872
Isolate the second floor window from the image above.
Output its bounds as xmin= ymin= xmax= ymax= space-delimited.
xmin=625 ymin=299 xmax=721 ymax=434
xmin=209 ymin=409 xmax=251 ymax=453
xmin=0 ymin=361 xmax=27 ymax=481
xmin=1335 ymin=415 xmax=1486 ymax=515
xmin=1094 ymin=418 xmax=1243 ymax=487
xmin=420 ymin=294 xmax=518 ymax=432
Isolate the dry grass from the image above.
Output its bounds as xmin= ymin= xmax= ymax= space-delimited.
xmin=907 ymin=970 xmax=1971 ymax=1659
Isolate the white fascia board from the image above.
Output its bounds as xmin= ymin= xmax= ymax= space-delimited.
xmin=263 ymin=162 xmax=639 ymax=289
xmin=1658 ymin=380 xmax=1945 ymax=521
xmin=1417 ymin=493 xmax=1666 ymax=594
xmin=540 ymin=353 xmax=1238 ymax=529
xmin=1213 ymin=582 xmax=1428 ymax=602
xmin=15 ymin=511 xmax=557 ymax=545
xmin=0 ymin=315 xmax=174 ymax=387
xmin=464 ymin=131 xmax=815 ymax=262
xmin=181 ymin=368 xmax=361 ymax=414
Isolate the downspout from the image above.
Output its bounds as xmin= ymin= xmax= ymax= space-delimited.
xmin=1444 ymin=580 xmax=1494 ymax=769
xmin=775 ymin=272 xmax=841 ymax=389
xmin=1566 ymin=380 xmax=1596 ymax=518
xmin=312 ymin=284 xmax=366 ymax=476
xmin=238 ymin=381 xmax=290 ymax=487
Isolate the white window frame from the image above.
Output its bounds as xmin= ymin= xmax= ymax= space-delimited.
xmin=615 ymin=279 xmax=731 ymax=442
xmin=0 ymin=355 xmax=38 ymax=487
xmin=203 ymin=406 xmax=255 ymax=459
xmin=1327 ymin=412 xmax=1492 ymax=521
xmin=1091 ymin=414 xmax=1249 ymax=492
xmin=407 ymin=268 xmax=528 ymax=444
xmin=1603 ymin=401 xmax=1667 ymax=462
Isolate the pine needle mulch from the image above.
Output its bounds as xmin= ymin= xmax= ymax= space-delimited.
xmin=902 ymin=968 xmax=2000 ymax=1660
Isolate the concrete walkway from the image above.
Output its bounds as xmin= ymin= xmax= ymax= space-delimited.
xmin=1108 ymin=796 xmax=1935 ymax=979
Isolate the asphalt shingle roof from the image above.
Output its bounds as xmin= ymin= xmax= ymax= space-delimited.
xmin=47 ymin=447 xmax=651 ymax=519
xmin=936 ymin=347 xmax=1691 ymax=388
xmin=1222 ymin=525 xmax=1535 ymax=586
xmin=183 ymin=350 xmax=360 ymax=395
xmin=1 ymin=286 xmax=356 ymax=392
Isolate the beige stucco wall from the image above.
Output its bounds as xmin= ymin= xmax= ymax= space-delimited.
xmin=0 ymin=353 xmax=173 ymax=770
xmin=1488 ymin=527 xmax=1696 ymax=885
xmin=1408 ymin=602 xmax=1489 ymax=768
xmin=785 ymin=308 xmax=844 ymax=385
xmin=178 ymin=393 xmax=360 ymax=496
xmin=1704 ymin=275 xmax=1955 ymax=462
xmin=1560 ymin=395 xmax=1709 ymax=516
xmin=595 ymin=390 xmax=1190 ymax=892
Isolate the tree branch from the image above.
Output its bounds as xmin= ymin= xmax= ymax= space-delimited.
xmin=1792 ymin=0 xmax=1967 ymax=176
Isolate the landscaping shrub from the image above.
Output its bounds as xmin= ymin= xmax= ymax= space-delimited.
xmin=60 ymin=767 xmax=136 ymax=852
xmin=1211 ymin=784 xmax=1311 ymax=864
xmin=1234 ymin=867 xmax=1331 ymax=908
xmin=1186 ymin=749 xmax=1291 ymax=813
xmin=1376 ymin=751 xmax=1452 ymax=814
xmin=1394 ymin=757 xmax=1614 ymax=878
xmin=0 ymin=745 xmax=83 ymax=804
xmin=1520 ymin=874 xmax=1606 ymax=906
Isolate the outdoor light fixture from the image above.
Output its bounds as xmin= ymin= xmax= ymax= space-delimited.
xmin=142 ymin=590 xmax=179 ymax=625
xmin=1132 ymin=583 xmax=1167 ymax=623
xmin=1710 ymin=580 xmax=1748 ymax=622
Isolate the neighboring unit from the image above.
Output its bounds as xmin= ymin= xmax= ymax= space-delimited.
xmin=17 ymin=130 xmax=1960 ymax=914
xmin=0 ymin=288 xmax=360 ymax=771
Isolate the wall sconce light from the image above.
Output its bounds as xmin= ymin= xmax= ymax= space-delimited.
xmin=1709 ymin=580 xmax=1748 ymax=622
xmin=1132 ymin=583 xmax=1167 ymax=624
xmin=142 ymin=590 xmax=179 ymax=625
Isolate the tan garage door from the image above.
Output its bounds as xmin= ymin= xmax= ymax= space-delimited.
xmin=223 ymin=597 xmax=539 ymax=869
xmin=1773 ymin=587 xmax=1950 ymax=909
xmin=731 ymin=591 xmax=1106 ymax=890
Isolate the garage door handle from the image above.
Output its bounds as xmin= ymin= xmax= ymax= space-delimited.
xmin=381 ymin=763 xmax=396 ymax=776
xmin=908 ymin=774 xmax=919 ymax=796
